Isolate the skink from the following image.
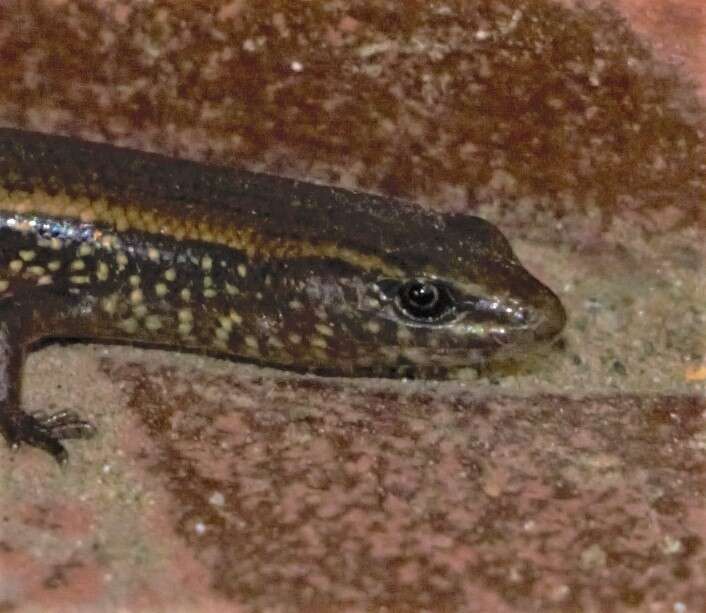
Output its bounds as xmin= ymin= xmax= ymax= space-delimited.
xmin=0 ymin=128 xmax=566 ymax=462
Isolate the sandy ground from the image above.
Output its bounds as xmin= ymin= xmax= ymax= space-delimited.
xmin=0 ymin=1 xmax=704 ymax=611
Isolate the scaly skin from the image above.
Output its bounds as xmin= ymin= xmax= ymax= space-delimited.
xmin=0 ymin=128 xmax=566 ymax=462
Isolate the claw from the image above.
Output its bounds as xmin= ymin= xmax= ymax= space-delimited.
xmin=33 ymin=410 xmax=97 ymax=439
xmin=8 ymin=410 xmax=96 ymax=464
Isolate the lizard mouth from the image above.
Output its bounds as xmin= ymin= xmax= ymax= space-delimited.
xmin=485 ymin=287 xmax=567 ymax=356
xmin=527 ymin=287 xmax=567 ymax=343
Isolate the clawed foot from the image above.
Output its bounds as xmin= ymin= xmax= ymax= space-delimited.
xmin=5 ymin=410 xmax=96 ymax=464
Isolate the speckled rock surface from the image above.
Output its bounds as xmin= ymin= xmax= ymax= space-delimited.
xmin=0 ymin=1 xmax=704 ymax=611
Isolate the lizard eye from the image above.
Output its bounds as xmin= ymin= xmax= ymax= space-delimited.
xmin=396 ymin=280 xmax=455 ymax=322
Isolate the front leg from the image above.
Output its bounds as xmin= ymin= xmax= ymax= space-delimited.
xmin=0 ymin=307 xmax=95 ymax=464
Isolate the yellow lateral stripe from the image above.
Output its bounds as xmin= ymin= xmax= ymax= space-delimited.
xmin=0 ymin=187 xmax=402 ymax=276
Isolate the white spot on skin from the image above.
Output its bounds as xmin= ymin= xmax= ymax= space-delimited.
xmin=27 ymin=266 xmax=44 ymax=276
xmin=225 ymin=282 xmax=239 ymax=296
xmin=145 ymin=315 xmax=162 ymax=331
xmin=47 ymin=260 xmax=61 ymax=272
xmin=181 ymin=288 xmax=191 ymax=301
xmin=133 ymin=304 xmax=148 ymax=319
xmin=129 ymin=275 xmax=141 ymax=287
xmin=70 ymin=259 xmax=86 ymax=271
xmin=229 ymin=310 xmax=243 ymax=325
xmin=102 ymin=295 xmax=118 ymax=315
xmin=217 ymin=315 xmax=233 ymax=332
xmin=215 ymin=327 xmax=230 ymax=342
xmin=201 ymin=255 xmax=213 ymax=271
xmin=310 ymin=336 xmax=328 ymax=349
xmin=101 ymin=234 xmax=118 ymax=251
xmin=116 ymin=252 xmax=128 ymax=268
xmin=288 ymin=300 xmax=303 ymax=310
xmin=147 ymin=247 xmax=160 ymax=262
xmin=237 ymin=264 xmax=247 ymax=278
xmin=120 ymin=318 xmax=139 ymax=334
xmin=204 ymin=289 xmax=217 ymax=298
xmin=178 ymin=322 xmax=193 ymax=336
xmin=9 ymin=260 xmax=23 ymax=273
xmin=366 ymin=321 xmax=381 ymax=334
xmin=245 ymin=335 xmax=258 ymax=349
xmin=70 ymin=275 xmax=90 ymax=284
xmin=50 ymin=238 xmax=63 ymax=251
xmin=204 ymin=276 xmax=213 ymax=288
xmin=164 ymin=268 xmax=177 ymax=282
xmin=311 ymin=348 xmax=328 ymax=362
xmin=315 ymin=323 xmax=334 ymax=337
xmin=19 ymin=250 xmax=35 ymax=262
xmin=288 ymin=333 xmax=302 ymax=345
xmin=178 ymin=309 xmax=193 ymax=323
xmin=130 ymin=289 xmax=144 ymax=304
xmin=96 ymin=262 xmax=110 ymax=281
xmin=37 ymin=275 xmax=53 ymax=286
xmin=79 ymin=243 xmax=93 ymax=257
xmin=0 ymin=280 xmax=9 ymax=292
xmin=155 ymin=283 xmax=168 ymax=297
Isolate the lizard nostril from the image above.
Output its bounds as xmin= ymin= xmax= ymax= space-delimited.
xmin=515 ymin=306 xmax=531 ymax=325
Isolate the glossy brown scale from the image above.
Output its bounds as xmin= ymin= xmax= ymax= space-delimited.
xmin=0 ymin=128 xmax=566 ymax=463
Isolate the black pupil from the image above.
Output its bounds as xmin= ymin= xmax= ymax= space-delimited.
xmin=398 ymin=280 xmax=452 ymax=320
xmin=407 ymin=282 xmax=437 ymax=309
